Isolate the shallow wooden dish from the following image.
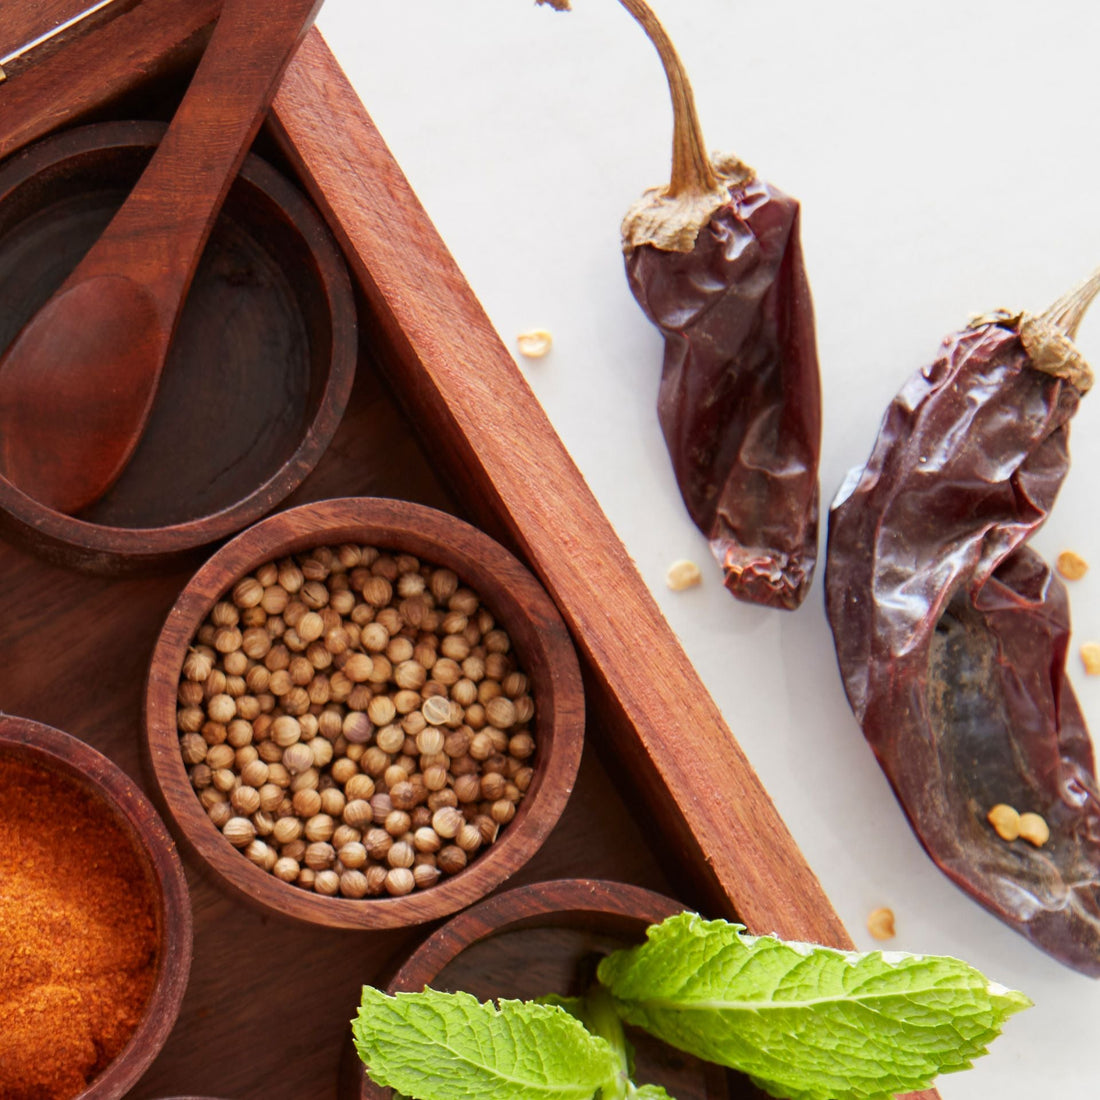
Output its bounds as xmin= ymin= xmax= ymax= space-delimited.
xmin=354 ymin=878 xmax=746 ymax=1100
xmin=0 ymin=120 xmax=356 ymax=574
xmin=0 ymin=714 xmax=192 ymax=1099
xmin=144 ymin=496 xmax=585 ymax=929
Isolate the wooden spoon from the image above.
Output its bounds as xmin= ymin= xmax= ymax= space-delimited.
xmin=0 ymin=0 xmax=325 ymax=515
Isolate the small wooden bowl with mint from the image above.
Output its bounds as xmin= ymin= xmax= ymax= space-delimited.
xmin=353 ymin=878 xmax=729 ymax=1100
xmin=144 ymin=497 xmax=584 ymax=930
xmin=352 ymin=876 xmax=1030 ymax=1100
xmin=0 ymin=714 xmax=192 ymax=1100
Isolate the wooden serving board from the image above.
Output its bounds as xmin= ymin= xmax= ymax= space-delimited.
xmin=0 ymin=4 xmax=937 ymax=1099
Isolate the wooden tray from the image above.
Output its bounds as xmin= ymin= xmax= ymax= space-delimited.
xmin=0 ymin=4 xmax=937 ymax=1098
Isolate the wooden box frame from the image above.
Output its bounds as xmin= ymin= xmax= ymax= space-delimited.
xmin=0 ymin=4 xmax=938 ymax=1098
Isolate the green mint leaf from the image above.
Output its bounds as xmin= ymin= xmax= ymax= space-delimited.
xmin=597 ymin=912 xmax=1030 ymax=1100
xmin=536 ymin=993 xmax=591 ymax=1029
xmin=353 ymin=986 xmax=619 ymax=1100
xmin=627 ymin=1086 xmax=677 ymax=1100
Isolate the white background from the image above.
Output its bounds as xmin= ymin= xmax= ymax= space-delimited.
xmin=316 ymin=2 xmax=1100 ymax=1096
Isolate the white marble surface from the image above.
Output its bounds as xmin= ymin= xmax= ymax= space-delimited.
xmin=315 ymin=1 xmax=1100 ymax=1096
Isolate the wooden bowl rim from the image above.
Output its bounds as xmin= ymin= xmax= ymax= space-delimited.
xmin=144 ymin=496 xmax=585 ymax=929
xmin=0 ymin=120 xmax=357 ymax=565
xmin=0 ymin=714 xmax=193 ymax=1099
xmin=386 ymin=877 xmax=687 ymax=992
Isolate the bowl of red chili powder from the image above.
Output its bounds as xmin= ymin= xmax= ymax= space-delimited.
xmin=0 ymin=715 xmax=192 ymax=1099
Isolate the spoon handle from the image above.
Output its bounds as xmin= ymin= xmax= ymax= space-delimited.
xmin=70 ymin=0 xmax=324 ymax=331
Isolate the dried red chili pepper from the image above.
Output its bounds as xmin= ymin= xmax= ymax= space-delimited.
xmin=539 ymin=0 xmax=822 ymax=610
xmin=826 ymin=271 xmax=1100 ymax=976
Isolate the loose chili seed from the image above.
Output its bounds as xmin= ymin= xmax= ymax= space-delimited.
xmin=1017 ymin=812 xmax=1051 ymax=848
xmin=866 ymin=907 xmax=896 ymax=942
xmin=987 ymin=804 xmax=1021 ymax=842
xmin=665 ymin=559 xmax=702 ymax=591
xmin=516 ymin=329 xmax=553 ymax=359
xmin=1056 ymin=550 xmax=1089 ymax=581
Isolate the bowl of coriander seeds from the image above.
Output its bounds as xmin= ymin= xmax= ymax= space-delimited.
xmin=144 ymin=497 xmax=584 ymax=928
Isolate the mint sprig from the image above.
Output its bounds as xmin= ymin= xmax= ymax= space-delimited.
xmin=598 ymin=913 xmax=1030 ymax=1100
xmin=353 ymin=914 xmax=1029 ymax=1100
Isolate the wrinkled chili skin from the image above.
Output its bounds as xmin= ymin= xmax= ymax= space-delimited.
xmin=826 ymin=319 xmax=1100 ymax=976
xmin=626 ymin=176 xmax=822 ymax=610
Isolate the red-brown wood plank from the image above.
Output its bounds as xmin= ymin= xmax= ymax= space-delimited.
xmin=0 ymin=0 xmax=217 ymax=160
xmin=268 ymin=30 xmax=851 ymax=948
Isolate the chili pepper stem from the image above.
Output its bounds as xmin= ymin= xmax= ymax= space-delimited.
xmin=614 ymin=0 xmax=718 ymax=198
xmin=1015 ymin=266 xmax=1100 ymax=393
xmin=1038 ymin=265 xmax=1100 ymax=340
xmin=537 ymin=0 xmax=750 ymax=251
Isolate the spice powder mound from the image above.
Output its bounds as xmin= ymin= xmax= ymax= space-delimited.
xmin=0 ymin=753 xmax=158 ymax=1100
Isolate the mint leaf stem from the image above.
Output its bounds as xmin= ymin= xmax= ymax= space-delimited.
xmin=583 ymin=984 xmax=632 ymax=1100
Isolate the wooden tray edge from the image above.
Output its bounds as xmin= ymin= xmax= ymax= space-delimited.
xmin=267 ymin=28 xmax=852 ymax=950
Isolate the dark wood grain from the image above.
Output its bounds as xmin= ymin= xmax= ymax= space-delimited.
xmin=0 ymin=6 xmax=946 ymax=1099
xmin=0 ymin=0 xmax=216 ymax=161
xmin=0 ymin=0 xmax=136 ymax=74
xmin=0 ymin=715 xmax=191 ymax=1098
xmin=144 ymin=497 xmax=586 ymax=929
xmin=0 ymin=121 xmax=356 ymax=571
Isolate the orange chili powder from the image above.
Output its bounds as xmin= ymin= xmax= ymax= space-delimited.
xmin=0 ymin=752 xmax=158 ymax=1100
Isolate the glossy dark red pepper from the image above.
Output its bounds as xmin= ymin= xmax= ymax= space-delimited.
xmin=825 ymin=282 xmax=1100 ymax=976
xmin=625 ymin=177 xmax=820 ymax=610
xmin=541 ymin=0 xmax=822 ymax=610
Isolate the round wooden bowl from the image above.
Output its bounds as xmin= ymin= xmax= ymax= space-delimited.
xmin=354 ymin=878 xmax=733 ymax=1100
xmin=0 ymin=715 xmax=192 ymax=1099
xmin=145 ymin=497 xmax=585 ymax=929
xmin=0 ymin=121 xmax=356 ymax=574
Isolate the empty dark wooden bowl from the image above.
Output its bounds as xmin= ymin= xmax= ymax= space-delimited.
xmin=0 ymin=714 xmax=192 ymax=1099
xmin=353 ymin=878 xmax=740 ymax=1100
xmin=145 ymin=496 xmax=585 ymax=929
xmin=0 ymin=120 xmax=356 ymax=573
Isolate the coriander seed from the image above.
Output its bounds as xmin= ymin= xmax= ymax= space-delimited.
xmin=437 ymin=846 xmax=467 ymax=874
xmin=304 ymin=841 xmax=335 ymax=871
xmin=282 ymin=742 xmax=314 ymax=776
xmin=384 ymin=867 xmax=415 ymax=896
xmin=413 ymin=863 xmax=440 ymax=890
xmin=273 ymin=857 xmax=300 ymax=883
xmin=340 ymin=869 xmax=370 ymax=898
xmin=338 ymin=841 xmax=368 ymax=870
xmin=292 ymin=789 xmax=322 ymax=818
xmin=343 ymin=800 xmax=373 ymax=830
xmin=223 ymin=817 xmax=256 ymax=848
xmin=432 ymin=806 xmax=463 ymax=839
xmin=304 ymin=813 xmax=335 ymax=843
xmin=230 ymin=786 xmax=262 ymax=817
